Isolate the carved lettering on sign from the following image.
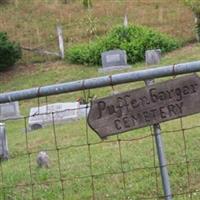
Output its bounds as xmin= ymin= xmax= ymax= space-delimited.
xmin=87 ymin=75 xmax=200 ymax=138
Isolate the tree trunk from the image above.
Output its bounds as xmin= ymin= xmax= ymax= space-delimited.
xmin=83 ymin=0 xmax=92 ymax=9
xmin=194 ymin=12 xmax=200 ymax=42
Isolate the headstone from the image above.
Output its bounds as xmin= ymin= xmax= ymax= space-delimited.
xmin=78 ymin=104 xmax=90 ymax=118
xmin=28 ymin=102 xmax=80 ymax=131
xmin=0 ymin=123 xmax=9 ymax=160
xmin=0 ymin=101 xmax=21 ymax=121
xmin=145 ymin=49 xmax=161 ymax=65
xmin=145 ymin=49 xmax=161 ymax=85
xmin=36 ymin=151 xmax=49 ymax=168
xmin=99 ymin=50 xmax=131 ymax=72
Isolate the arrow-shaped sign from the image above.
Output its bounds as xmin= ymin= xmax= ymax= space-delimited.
xmin=88 ymin=75 xmax=200 ymax=138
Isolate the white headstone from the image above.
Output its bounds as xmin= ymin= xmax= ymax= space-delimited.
xmin=78 ymin=104 xmax=90 ymax=118
xmin=28 ymin=102 xmax=80 ymax=131
xmin=0 ymin=101 xmax=21 ymax=121
xmin=0 ymin=123 xmax=8 ymax=160
xmin=99 ymin=50 xmax=131 ymax=72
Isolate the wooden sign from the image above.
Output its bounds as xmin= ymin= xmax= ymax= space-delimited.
xmin=88 ymin=75 xmax=200 ymax=138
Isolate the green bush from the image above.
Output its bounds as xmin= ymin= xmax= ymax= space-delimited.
xmin=66 ymin=25 xmax=180 ymax=66
xmin=0 ymin=32 xmax=22 ymax=71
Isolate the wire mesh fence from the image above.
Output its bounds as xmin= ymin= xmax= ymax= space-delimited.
xmin=1 ymin=63 xmax=200 ymax=199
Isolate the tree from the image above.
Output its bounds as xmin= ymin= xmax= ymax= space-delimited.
xmin=82 ymin=0 xmax=92 ymax=9
xmin=184 ymin=0 xmax=200 ymax=42
xmin=0 ymin=32 xmax=21 ymax=71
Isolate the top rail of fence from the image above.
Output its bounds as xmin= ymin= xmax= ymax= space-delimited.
xmin=1 ymin=60 xmax=200 ymax=103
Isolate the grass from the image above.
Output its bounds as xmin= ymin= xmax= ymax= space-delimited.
xmin=1 ymin=43 xmax=200 ymax=199
xmin=0 ymin=0 xmax=196 ymax=63
xmin=1 ymin=110 xmax=200 ymax=199
xmin=1 ymin=0 xmax=200 ymax=199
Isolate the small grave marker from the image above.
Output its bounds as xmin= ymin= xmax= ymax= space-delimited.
xmin=28 ymin=102 xmax=80 ymax=131
xmin=99 ymin=50 xmax=131 ymax=72
xmin=0 ymin=123 xmax=8 ymax=160
xmin=88 ymin=75 xmax=200 ymax=138
xmin=0 ymin=101 xmax=21 ymax=121
xmin=145 ymin=49 xmax=161 ymax=65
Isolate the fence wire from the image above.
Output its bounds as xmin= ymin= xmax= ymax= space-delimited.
xmin=1 ymin=78 xmax=200 ymax=200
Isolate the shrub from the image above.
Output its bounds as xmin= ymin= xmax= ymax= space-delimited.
xmin=183 ymin=0 xmax=200 ymax=42
xmin=66 ymin=25 xmax=180 ymax=66
xmin=0 ymin=32 xmax=22 ymax=71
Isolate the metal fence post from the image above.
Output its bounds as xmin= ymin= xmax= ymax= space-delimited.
xmin=153 ymin=124 xmax=172 ymax=200
xmin=144 ymin=50 xmax=172 ymax=200
xmin=144 ymin=80 xmax=172 ymax=199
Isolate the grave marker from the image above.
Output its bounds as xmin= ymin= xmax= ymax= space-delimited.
xmin=99 ymin=50 xmax=131 ymax=72
xmin=0 ymin=123 xmax=8 ymax=160
xmin=0 ymin=101 xmax=21 ymax=121
xmin=145 ymin=49 xmax=161 ymax=65
xmin=29 ymin=102 xmax=80 ymax=130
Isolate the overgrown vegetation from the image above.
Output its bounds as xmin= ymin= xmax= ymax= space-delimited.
xmin=82 ymin=0 xmax=92 ymax=8
xmin=66 ymin=25 xmax=180 ymax=66
xmin=0 ymin=32 xmax=21 ymax=71
xmin=184 ymin=0 xmax=200 ymax=42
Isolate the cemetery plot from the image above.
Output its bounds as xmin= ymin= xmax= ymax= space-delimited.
xmin=88 ymin=75 xmax=200 ymax=138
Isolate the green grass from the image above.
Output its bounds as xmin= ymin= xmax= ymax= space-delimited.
xmin=0 ymin=0 xmax=200 ymax=196
xmin=1 ymin=112 xmax=200 ymax=199
xmin=1 ymin=43 xmax=200 ymax=199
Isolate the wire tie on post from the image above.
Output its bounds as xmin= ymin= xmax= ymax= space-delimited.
xmin=37 ymin=86 xmax=42 ymax=114
xmin=172 ymin=64 xmax=176 ymax=79
xmin=109 ymin=75 xmax=115 ymax=95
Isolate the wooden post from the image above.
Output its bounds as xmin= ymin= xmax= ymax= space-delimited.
xmin=56 ymin=25 xmax=65 ymax=59
xmin=124 ymin=14 xmax=128 ymax=27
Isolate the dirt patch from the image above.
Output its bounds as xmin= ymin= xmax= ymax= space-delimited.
xmin=0 ymin=61 xmax=67 ymax=83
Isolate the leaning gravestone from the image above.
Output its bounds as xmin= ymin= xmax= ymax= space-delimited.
xmin=28 ymin=102 xmax=80 ymax=131
xmin=99 ymin=50 xmax=131 ymax=72
xmin=0 ymin=101 xmax=21 ymax=121
xmin=0 ymin=123 xmax=9 ymax=160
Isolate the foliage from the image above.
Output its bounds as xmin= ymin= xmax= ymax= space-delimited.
xmin=66 ymin=25 xmax=180 ymax=66
xmin=184 ymin=0 xmax=200 ymax=13
xmin=184 ymin=0 xmax=200 ymax=42
xmin=0 ymin=32 xmax=21 ymax=70
xmin=82 ymin=0 xmax=92 ymax=8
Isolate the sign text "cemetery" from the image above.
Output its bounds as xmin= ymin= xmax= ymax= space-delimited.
xmin=88 ymin=75 xmax=200 ymax=138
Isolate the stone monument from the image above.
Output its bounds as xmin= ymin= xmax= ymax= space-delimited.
xmin=0 ymin=101 xmax=21 ymax=121
xmin=28 ymin=102 xmax=80 ymax=131
xmin=99 ymin=50 xmax=131 ymax=72
xmin=0 ymin=123 xmax=9 ymax=160
xmin=145 ymin=49 xmax=161 ymax=85
xmin=145 ymin=49 xmax=161 ymax=65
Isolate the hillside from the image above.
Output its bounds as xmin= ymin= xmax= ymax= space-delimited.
xmin=0 ymin=0 xmax=195 ymax=63
xmin=1 ymin=1 xmax=200 ymax=200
